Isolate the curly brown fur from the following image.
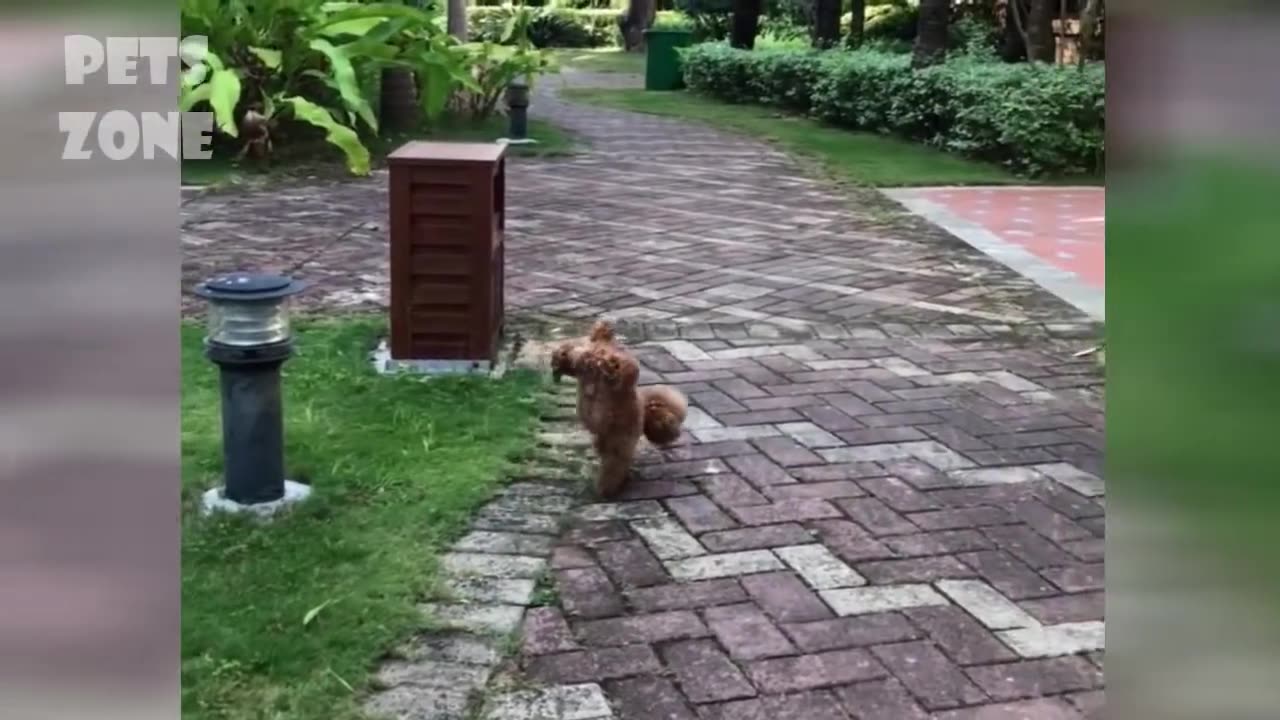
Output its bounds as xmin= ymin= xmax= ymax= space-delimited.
xmin=551 ymin=321 xmax=687 ymax=498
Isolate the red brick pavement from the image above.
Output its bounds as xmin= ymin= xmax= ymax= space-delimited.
xmin=181 ymin=71 xmax=1105 ymax=719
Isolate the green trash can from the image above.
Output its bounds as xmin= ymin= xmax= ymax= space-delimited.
xmin=644 ymin=29 xmax=694 ymax=91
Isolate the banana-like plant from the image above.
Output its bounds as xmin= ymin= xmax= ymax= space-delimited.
xmin=450 ymin=7 xmax=557 ymax=120
xmin=180 ymin=0 xmax=476 ymax=175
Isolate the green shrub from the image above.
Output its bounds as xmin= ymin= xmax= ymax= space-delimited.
xmin=681 ymin=43 xmax=1105 ymax=176
xmin=863 ymin=2 xmax=917 ymax=42
xmin=552 ymin=0 xmax=623 ymax=8
xmin=468 ymin=7 xmax=617 ymax=48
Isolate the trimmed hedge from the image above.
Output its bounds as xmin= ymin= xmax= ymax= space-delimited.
xmin=468 ymin=7 xmax=618 ymax=48
xmin=680 ymin=44 xmax=1105 ymax=177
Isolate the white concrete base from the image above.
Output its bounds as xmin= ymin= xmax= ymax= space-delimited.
xmin=497 ymin=137 xmax=538 ymax=146
xmin=370 ymin=340 xmax=494 ymax=376
xmin=200 ymin=480 xmax=312 ymax=518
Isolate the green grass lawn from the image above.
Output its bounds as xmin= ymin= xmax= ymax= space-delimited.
xmin=563 ymin=87 xmax=1069 ymax=187
xmin=181 ymin=318 xmax=545 ymax=720
xmin=182 ymin=115 xmax=578 ymax=187
xmin=550 ymin=48 xmax=646 ymax=75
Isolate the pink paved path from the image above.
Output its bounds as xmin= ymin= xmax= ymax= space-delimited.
xmin=915 ymin=187 xmax=1104 ymax=288
xmin=885 ymin=186 xmax=1105 ymax=320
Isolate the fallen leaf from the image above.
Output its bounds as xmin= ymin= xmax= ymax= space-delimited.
xmin=303 ymin=598 xmax=336 ymax=627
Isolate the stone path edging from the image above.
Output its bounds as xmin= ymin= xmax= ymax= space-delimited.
xmin=362 ymin=380 xmax=619 ymax=720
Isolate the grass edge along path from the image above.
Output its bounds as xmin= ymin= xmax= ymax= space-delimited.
xmin=181 ymin=115 xmax=579 ymax=187
xmin=181 ymin=317 xmax=546 ymax=720
xmin=549 ymin=47 xmax=646 ymax=75
xmin=562 ymin=87 xmax=1043 ymax=188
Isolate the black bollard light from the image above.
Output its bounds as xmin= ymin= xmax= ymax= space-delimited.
xmin=502 ymin=78 xmax=535 ymax=145
xmin=194 ymin=272 xmax=311 ymax=516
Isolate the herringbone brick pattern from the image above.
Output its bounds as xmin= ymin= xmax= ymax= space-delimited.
xmin=180 ymin=71 xmax=1104 ymax=718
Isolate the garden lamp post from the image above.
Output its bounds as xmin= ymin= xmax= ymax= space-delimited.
xmin=194 ymin=272 xmax=311 ymax=516
xmin=502 ymin=77 xmax=535 ymax=145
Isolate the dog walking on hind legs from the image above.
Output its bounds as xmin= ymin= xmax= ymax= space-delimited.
xmin=550 ymin=320 xmax=688 ymax=499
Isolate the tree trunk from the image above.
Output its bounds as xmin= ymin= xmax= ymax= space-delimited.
xmin=911 ymin=0 xmax=951 ymax=68
xmin=380 ymin=67 xmax=420 ymax=132
xmin=846 ymin=0 xmax=866 ymax=48
xmin=620 ymin=0 xmax=657 ymax=51
xmin=1000 ymin=0 xmax=1028 ymax=61
xmin=812 ymin=0 xmax=841 ymax=48
xmin=1025 ymin=0 xmax=1055 ymax=62
xmin=730 ymin=0 xmax=763 ymax=49
xmin=381 ymin=0 xmax=422 ymax=132
xmin=447 ymin=0 xmax=468 ymax=41
xmin=1077 ymin=0 xmax=1102 ymax=66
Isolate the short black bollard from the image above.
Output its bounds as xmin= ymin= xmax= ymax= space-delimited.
xmin=194 ymin=272 xmax=310 ymax=516
xmin=504 ymin=79 xmax=531 ymax=143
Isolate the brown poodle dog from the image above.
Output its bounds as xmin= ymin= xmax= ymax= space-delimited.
xmin=551 ymin=320 xmax=688 ymax=498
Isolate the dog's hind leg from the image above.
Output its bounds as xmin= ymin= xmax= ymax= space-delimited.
xmin=594 ymin=434 xmax=637 ymax=499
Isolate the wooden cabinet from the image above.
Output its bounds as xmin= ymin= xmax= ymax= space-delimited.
xmin=387 ymin=141 xmax=507 ymax=366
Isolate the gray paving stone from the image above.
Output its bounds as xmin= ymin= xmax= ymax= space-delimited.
xmin=441 ymin=552 xmax=547 ymax=580
xmin=483 ymin=683 xmax=614 ymax=720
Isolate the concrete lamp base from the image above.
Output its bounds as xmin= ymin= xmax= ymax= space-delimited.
xmin=497 ymin=138 xmax=538 ymax=146
xmin=200 ymin=480 xmax=313 ymax=518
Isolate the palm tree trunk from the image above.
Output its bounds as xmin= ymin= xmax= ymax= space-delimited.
xmin=380 ymin=0 xmax=423 ymax=132
xmin=380 ymin=67 xmax=420 ymax=132
xmin=912 ymin=0 xmax=951 ymax=68
xmin=447 ymin=0 xmax=468 ymax=41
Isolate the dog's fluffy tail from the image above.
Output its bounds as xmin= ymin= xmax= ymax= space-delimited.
xmin=639 ymin=385 xmax=687 ymax=447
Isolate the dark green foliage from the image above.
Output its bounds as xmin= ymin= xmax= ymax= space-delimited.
xmin=469 ymin=7 xmax=619 ymax=48
xmin=680 ymin=43 xmax=1105 ymax=177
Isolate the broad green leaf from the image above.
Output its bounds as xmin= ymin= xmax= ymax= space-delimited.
xmin=339 ymin=39 xmax=401 ymax=63
xmin=280 ymin=95 xmax=371 ymax=176
xmin=318 ymin=17 xmax=387 ymax=38
xmin=208 ymin=68 xmax=241 ymax=137
xmin=338 ymin=17 xmax=411 ymax=60
xmin=309 ymin=38 xmax=378 ymax=133
xmin=203 ymin=49 xmax=225 ymax=72
xmin=179 ymin=83 xmax=211 ymax=112
xmin=181 ymin=63 xmax=209 ymax=91
xmin=248 ymin=46 xmax=282 ymax=69
xmin=499 ymin=12 xmax=518 ymax=44
xmin=416 ymin=63 xmax=452 ymax=121
xmin=309 ymin=3 xmax=438 ymax=39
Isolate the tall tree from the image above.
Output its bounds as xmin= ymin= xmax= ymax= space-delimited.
xmin=1077 ymin=0 xmax=1103 ymax=66
xmin=912 ymin=0 xmax=951 ymax=68
xmin=999 ymin=0 xmax=1028 ymax=62
xmin=730 ymin=0 xmax=763 ymax=49
xmin=812 ymin=0 xmax=841 ymax=48
xmin=1008 ymin=0 xmax=1055 ymax=62
xmin=619 ymin=0 xmax=657 ymax=51
xmin=447 ymin=0 xmax=468 ymax=40
xmin=846 ymin=0 xmax=866 ymax=48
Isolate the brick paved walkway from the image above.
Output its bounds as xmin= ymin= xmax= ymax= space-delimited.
xmin=181 ymin=72 xmax=1104 ymax=719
